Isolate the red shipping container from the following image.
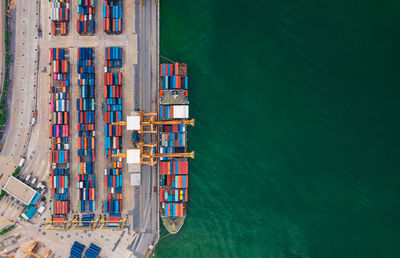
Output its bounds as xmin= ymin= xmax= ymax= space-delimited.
xmin=174 ymin=63 xmax=179 ymax=76
xmin=52 ymin=22 xmax=56 ymax=35
xmin=77 ymin=19 xmax=80 ymax=33
xmin=106 ymin=18 xmax=110 ymax=32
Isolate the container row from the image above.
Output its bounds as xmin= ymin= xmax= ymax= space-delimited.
xmin=160 ymin=160 xmax=188 ymax=175
xmin=159 ymin=105 xmax=189 ymax=120
xmin=160 ymin=189 xmax=188 ymax=202
xmin=104 ymin=200 xmax=122 ymax=213
xmin=160 ymin=133 xmax=186 ymax=147
xmin=51 ymin=201 xmax=70 ymax=215
xmin=160 ymin=76 xmax=188 ymax=89
xmin=163 ymin=203 xmax=184 ymax=217
xmin=160 ymin=175 xmax=188 ymax=189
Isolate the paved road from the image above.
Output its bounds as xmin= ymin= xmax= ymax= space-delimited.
xmin=0 ymin=0 xmax=6 ymax=102
xmin=0 ymin=0 xmax=40 ymax=187
xmin=129 ymin=0 xmax=159 ymax=256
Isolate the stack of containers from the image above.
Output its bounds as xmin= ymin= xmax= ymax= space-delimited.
xmin=103 ymin=162 xmax=123 ymax=213
xmin=159 ymin=63 xmax=191 ymax=218
xmin=70 ymin=242 xmax=85 ymax=258
xmin=52 ymin=216 xmax=66 ymax=226
xmin=84 ymin=243 xmax=102 ymax=258
xmin=77 ymin=48 xmax=96 ymax=213
xmin=103 ymin=0 xmax=123 ymax=34
xmin=81 ymin=213 xmax=94 ymax=227
xmin=50 ymin=0 xmax=70 ymax=36
xmin=160 ymin=63 xmax=189 ymax=90
xmin=49 ymin=48 xmax=71 ymax=218
xmin=103 ymin=47 xmax=123 ymax=159
xmin=107 ymin=213 xmax=121 ymax=227
xmin=77 ymin=0 xmax=96 ymax=35
xmin=161 ymin=133 xmax=186 ymax=147
xmin=159 ymin=63 xmax=189 ymax=120
xmin=103 ymin=47 xmax=123 ymax=215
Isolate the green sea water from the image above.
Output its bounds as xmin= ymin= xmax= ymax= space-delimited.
xmin=155 ymin=1 xmax=400 ymax=257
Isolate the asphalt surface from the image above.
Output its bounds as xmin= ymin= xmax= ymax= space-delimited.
xmin=0 ymin=0 xmax=41 ymax=190
xmin=128 ymin=0 xmax=159 ymax=256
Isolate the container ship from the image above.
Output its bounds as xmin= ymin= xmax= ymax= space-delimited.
xmin=159 ymin=63 xmax=190 ymax=234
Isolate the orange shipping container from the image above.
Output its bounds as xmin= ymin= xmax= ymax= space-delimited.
xmin=52 ymin=22 xmax=56 ymax=35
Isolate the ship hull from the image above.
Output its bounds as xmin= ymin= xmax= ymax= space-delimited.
xmin=161 ymin=216 xmax=185 ymax=234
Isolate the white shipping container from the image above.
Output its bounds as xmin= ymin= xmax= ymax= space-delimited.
xmin=55 ymin=8 xmax=59 ymax=20
xmin=173 ymin=105 xmax=189 ymax=119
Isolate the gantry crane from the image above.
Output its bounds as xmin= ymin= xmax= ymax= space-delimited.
xmin=111 ymin=111 xmax=194 ymax=133
xmin=44 ymin=214 xmax=128 ymax=231
xmin=112 ymin=142 xmax=194 ymax=166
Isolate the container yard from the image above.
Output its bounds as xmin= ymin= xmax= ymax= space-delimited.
xmin=103 ymin=0 xmax=123 ymax=34
xmin=103 ymin=47 xmax=124 ymax=217
xmin=159 ymin=63 xmax=192 ymax=234
xmin=50 ymin=0 xmax=70 ymax=36
xmin=49 ymin=48 xmax=71 ymax=222
xmin=76 ymin=48 xmax=97 ymax=213
xmin=77 ymin=0 xmax=96 ymax=35
xmin=1 ymin=0 xmax=161 ymax=256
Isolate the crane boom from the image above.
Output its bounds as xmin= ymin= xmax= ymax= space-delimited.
xmin=145 ymin=119 xmax=195 ymax=126
xmin=150 ymin=151 xmax=195 ymax=159
xmin=112 ymin=119 xmax=194 ymax=127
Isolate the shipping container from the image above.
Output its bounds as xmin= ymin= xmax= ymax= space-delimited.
xmin=77 ymin=0 xmax=96 ymax=35
xmin=50 ymin=1 xmax=70 ymax=36
xmin=50 ymin=48 xmax=71 ymax=214
xmin=103 ymin=0 xmax=123 ymax=34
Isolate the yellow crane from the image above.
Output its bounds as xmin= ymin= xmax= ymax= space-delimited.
xmin=23 ymin=242 xmax=41 ymax=258
xmin=44 ymin=214 xmax=128 ymax=231
xmin=111 ymin=110 xmax=194 ymax=134
xmin=112 ymin=141 xmax=194 ymax=166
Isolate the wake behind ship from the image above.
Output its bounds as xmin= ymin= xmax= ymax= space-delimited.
xmin=159 ymin=63 xmax=191 ymax=234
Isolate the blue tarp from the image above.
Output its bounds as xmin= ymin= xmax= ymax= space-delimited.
xmin=25 ymin=206 xmax=37 ymax=219
xmin=30 ymin=192 xmax=41 ymax=205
